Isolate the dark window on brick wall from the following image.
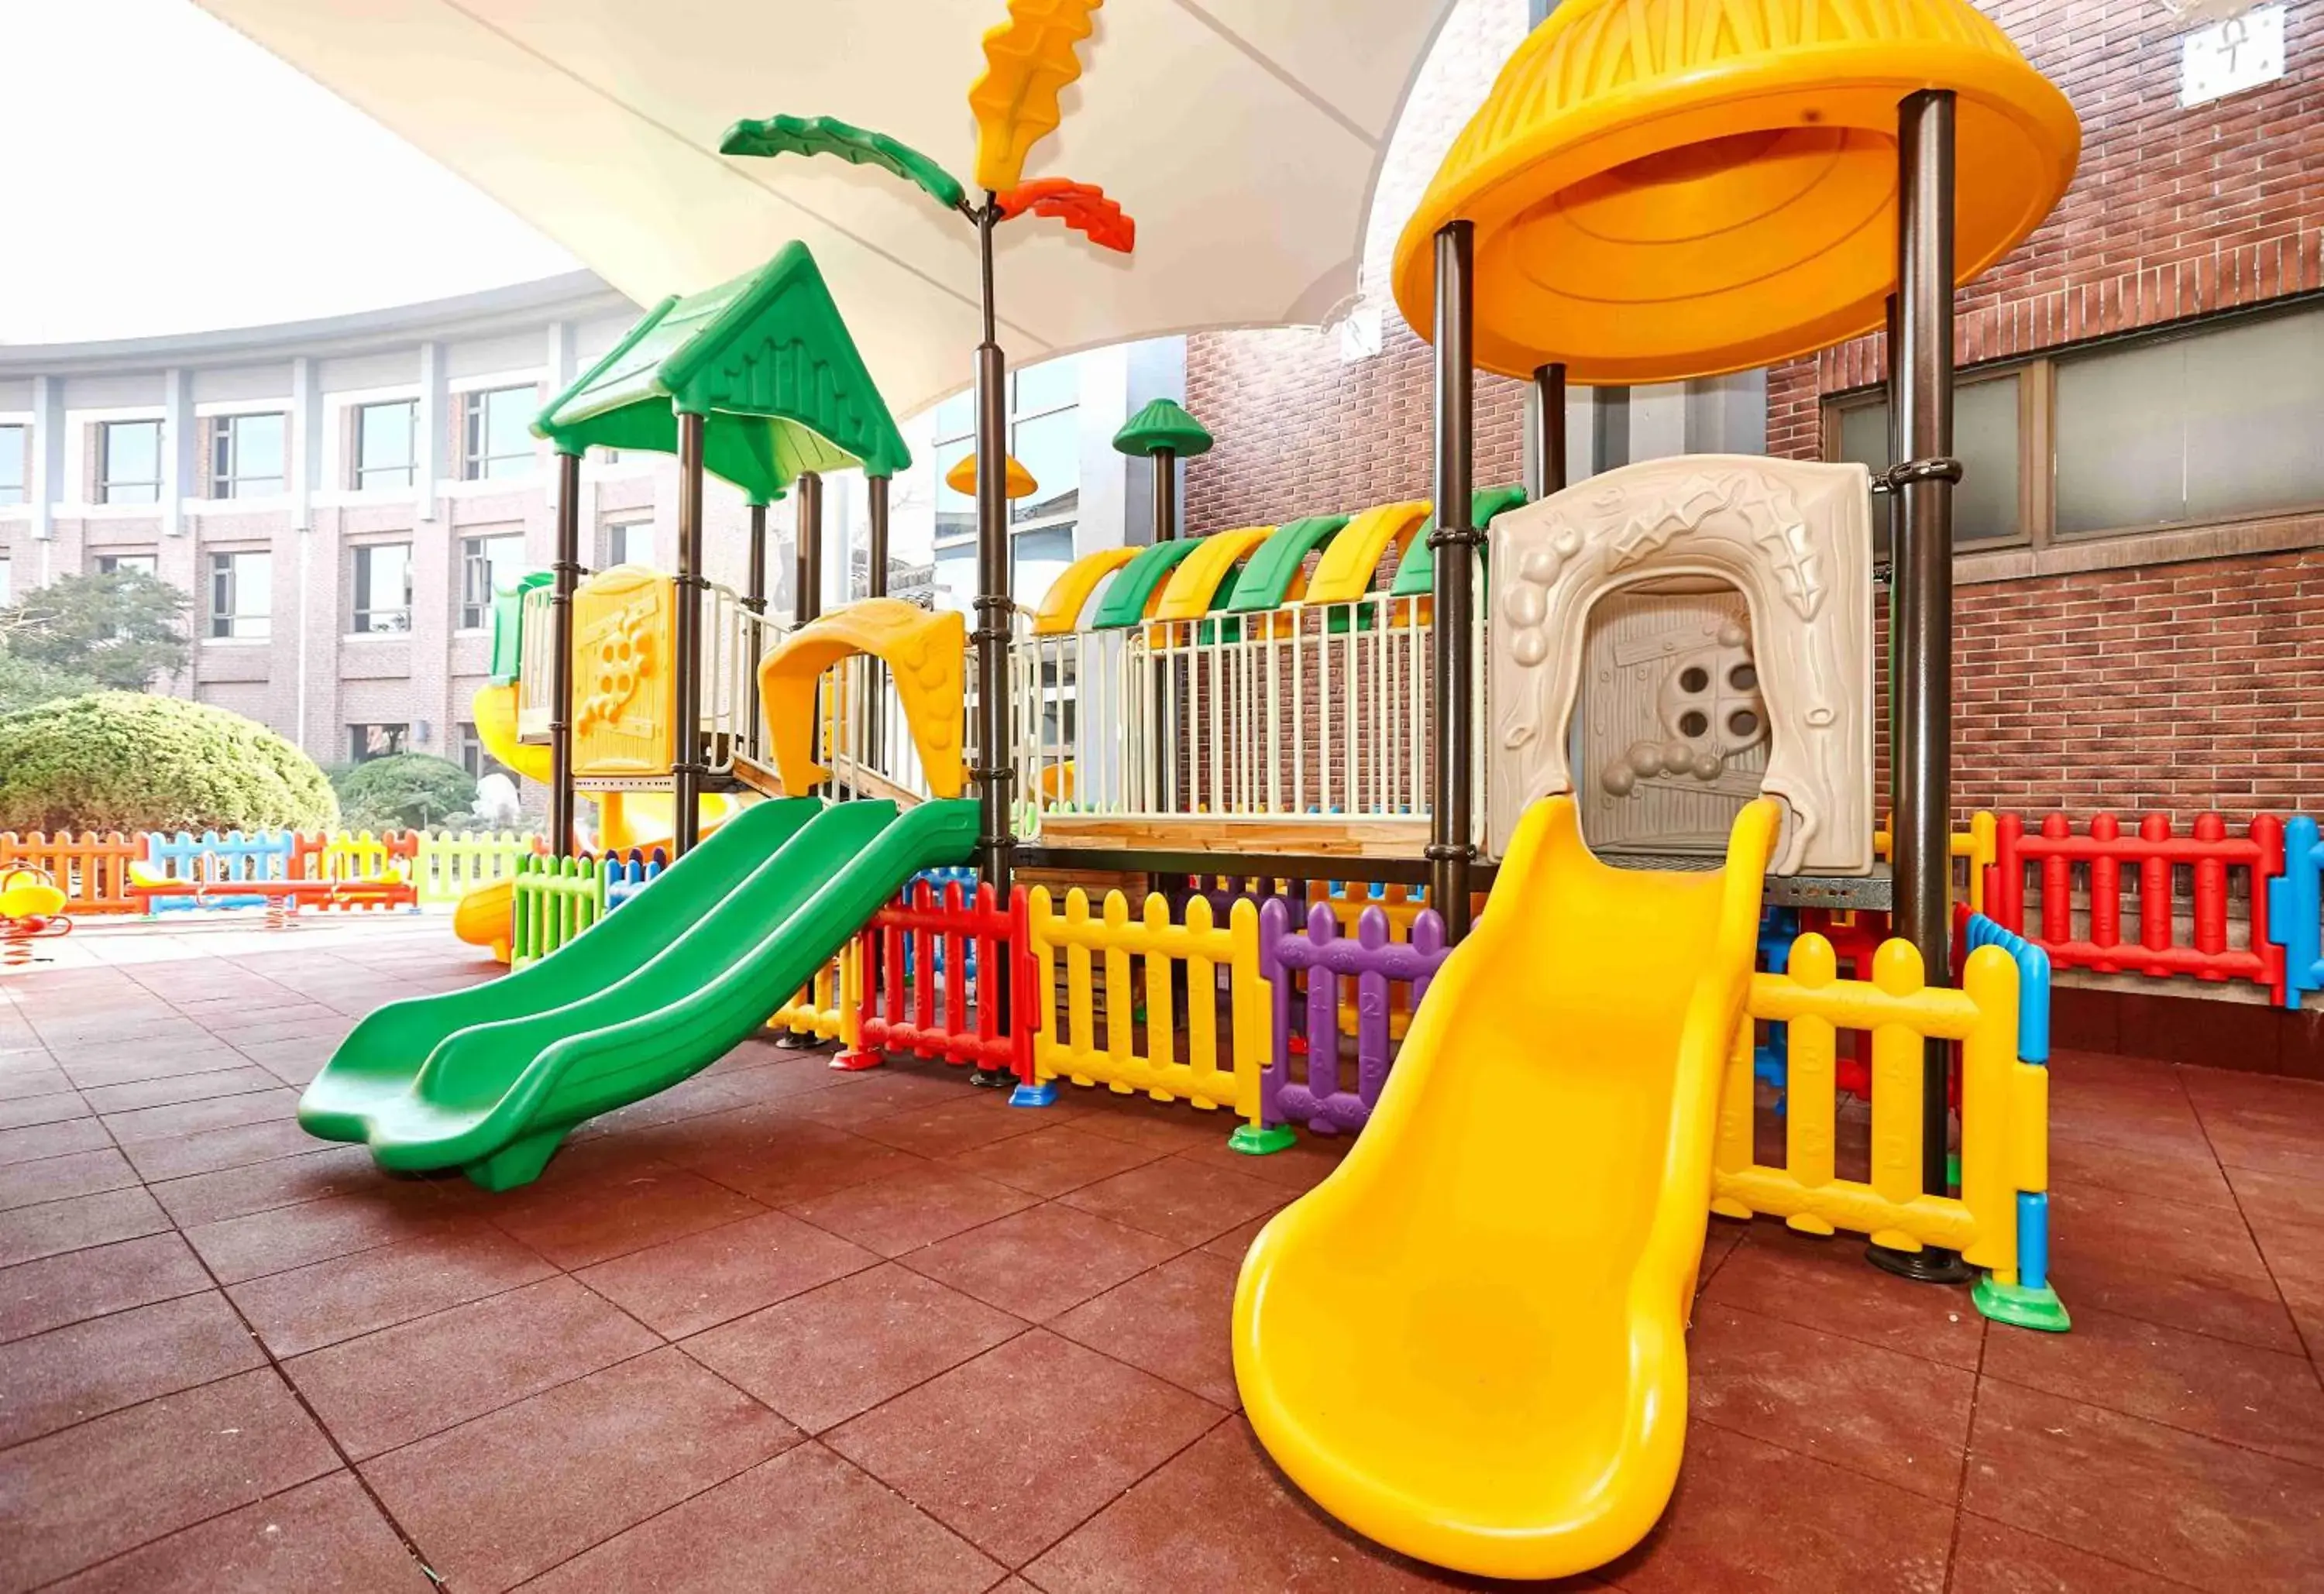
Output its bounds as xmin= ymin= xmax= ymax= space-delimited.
xmin=209 ymin=412 xmax=286 ymax=500
xmin=0 ymin=424 xmax=26 ymax=506
xmin=459 ymin=532 xmax=525 ymax=630
xmin=462 ymin=386 xmax=536 ymax=481
xmin=349 ymin=722 xmax=407 ymax=762
xmin=354 ymin=401 xmax=418 ymax=490
xmin=351 ymin=541 xmax=412 ymax=634
xmin=208 ymin=550 xmax=270 ymax=641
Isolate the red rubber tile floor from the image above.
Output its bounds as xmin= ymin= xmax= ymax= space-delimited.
xmin=2 ymin=921 xmax=2322 ymax=1590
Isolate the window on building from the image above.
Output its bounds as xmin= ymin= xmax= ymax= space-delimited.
xmin=95 ymin=553 xmax=156 ymax=576
xmin=351 ymin=542 xmax=412 ymax=634
xmin=209 ymin=412 xmax=286 ymax=499
xmin=1834 ymin=376 xmax=2023 ymax=553
xmin=1826 ymin=301 xmax=2324 ymax=555
xmin=602 ymin=520 xmax=651 ymax=569
xmin=0 ymin=558 xmax=12 ymax=607
xmin=0 ymin=424 xmax=26 ymax=506
xmin=462 ymin=386 xmax=536 ymax=480
xmin=2054 ymin=308 xmax=2324 ymax=535
xmin=206 ymin=550 xmax=270 ymax=641
xmin=456 ymin=720 xmax=512 ymax=780
xmin=927 ymin=359 xmax=1081 ymax=610
xmin=354 ymin=400 xmax=418 ymax=490
xmin=459 ymin=532 xmax=526 ymax=630
xmin=98 ymin=420 xmax=162 ymax=504
xmin=349 ymin=723 xmax=407 ymax=763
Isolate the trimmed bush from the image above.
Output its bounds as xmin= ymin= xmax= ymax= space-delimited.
xmin=332 ymin=753 xmax=479 ymax=833
xmin=0 ymin=692 xmax=338 ymax=834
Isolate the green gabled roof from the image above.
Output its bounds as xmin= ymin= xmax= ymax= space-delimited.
xmin=1389 ymin=484 xmax=1528 ymax=597
xmin=1226 ymin=515 xmax=1349 ymax=612
xmin=1091 ymin=538 xmax=1205 ymax=630
xmin=535 ymin=242 xmax=910 ymax=504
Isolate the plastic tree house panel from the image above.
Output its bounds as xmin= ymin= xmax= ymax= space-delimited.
xmin=1487 ymin=456 xmax=1873 ymax=875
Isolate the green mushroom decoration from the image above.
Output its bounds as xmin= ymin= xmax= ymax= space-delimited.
xmin=1112 ymin=398 xmax=1213 ymax=545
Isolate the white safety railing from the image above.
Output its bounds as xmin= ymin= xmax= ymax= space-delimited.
xmin=731 ymin=604 xmax=788 ymax=778
xmin=699 ymin=579 xmax=743 ymax=775
xmin=516 ymin=582 xmax=557 ymax=741
xmin=816 ymin=650 xmax=941 ymax=802
xmin=1011 ymin=572 xmax=1490 ymax=854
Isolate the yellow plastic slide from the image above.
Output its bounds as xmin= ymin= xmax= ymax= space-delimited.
xmin=455 ymin=685 xmax=740 ymax=961
xmin=1232 ymin=795 xmax=1778 ymax=1582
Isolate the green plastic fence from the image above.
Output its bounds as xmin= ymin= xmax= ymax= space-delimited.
xmin=511 ymin=854 xmax=607 ymax=969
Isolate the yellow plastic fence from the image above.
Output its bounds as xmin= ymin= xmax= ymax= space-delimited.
xmin=772 ymin=947 xmax=859 ymax=1046
xmin=1026 ymin=888 xmax=1270 ymax=1129
xmin=1872 ymin=811 xmax=1997 ymax=915
xmin=414 ymin=831 xmax=545 ymax=905
xmin=1714 ymin=933 xmax=2044 ymax=1281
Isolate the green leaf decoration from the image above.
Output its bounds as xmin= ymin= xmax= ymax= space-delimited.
xmin=719 ymin=112 xmax=968 ymax=213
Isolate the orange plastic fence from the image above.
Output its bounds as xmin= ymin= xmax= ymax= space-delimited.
xmin=0 ymin=832 xmax=143 ymax=915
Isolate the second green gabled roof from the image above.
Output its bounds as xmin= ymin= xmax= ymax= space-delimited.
xmin=535 ymin=241 xmax=911 ymax=504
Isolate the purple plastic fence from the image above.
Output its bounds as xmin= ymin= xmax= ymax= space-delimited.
xmin=1259 ymin=898 xmax=1449 ymax=1135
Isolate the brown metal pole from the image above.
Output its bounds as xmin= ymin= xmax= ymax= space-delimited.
xmin=796 ymin=472 xmax=823 ymax=626
xmin=973 ymin=203 xmax=1014 ymax=902
xmin=548 ymin=448 xmax=581 ymax=857
xmin=866 ymin=475 xmax=890 ymax=598
xmin=1151 ymin=446 xmax=1177 ymax=543
xmin=744 ymin=500 xmax=768 ymax=616
xmin=1870 ymin=88 xmax=1969 ymax=1286
xmin=672 ymin=411 xmax=706 ymax=856
xmin=1529 ymin=362 xmax=1567 ymax=498
xmin=1429 ymin=221 xmax=1478 ymax=943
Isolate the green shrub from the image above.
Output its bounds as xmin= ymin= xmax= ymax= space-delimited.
xmin=332 ymin=753 xmax=478 ymax=833
xmin=0 ymin=650 xmax=102 ymax=718
xmin=0 ymin=692 xmax=338 ymax=835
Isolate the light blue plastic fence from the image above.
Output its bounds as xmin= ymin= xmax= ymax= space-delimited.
xmin=140 ymin=830 xmax=298 ymax=913
xmin=2267 ymin=816 xmax=2323 ymax=1009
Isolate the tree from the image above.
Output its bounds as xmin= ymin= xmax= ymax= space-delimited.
xmin=0 ymin=571 xmax=191 ymax=690
xmin=0 ymin=651 xmax=101 ymax=718
xmin=332 ymin=753 xmax=480 ymax=833
xmin=0 ymin=692 xmax=336 ymax=834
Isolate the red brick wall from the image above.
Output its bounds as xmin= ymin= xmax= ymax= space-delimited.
xmin=1182 ymin=318 xmax=1528 ymax=534
xmin=1768 ymin=0 xmax=2324 ymax=453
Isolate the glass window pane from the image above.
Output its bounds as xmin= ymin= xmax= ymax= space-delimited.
xmin=2055 ymin=339 xmax=2187 ymax=534
xmin=933 ymin=390 xmax=974 ymax=443
xmin=2183 ymin=310 xmax=2324 ymax=523
xmin=933 ymin=437 xmax=975 ymax=541
xmin=1013 ymin=359 xmax=1077 ymax=416
xmin=1010 ymin=408 xmax=1079 ymax=525
xmin=231 ymin=414 xmax=286 ymax=492
xmin=1012 ymin=524 xmax=1076 ymax=606
xmin=359 ymin=402 xmax=416 ymax=484
xmin=1954 ymin=377 xmax=2020 ymax=544
xmin=0 ymin=558 xmax=10 ymax=606
xmin=480 ymin=386 xmax=535 ymax=477
xmin=103 ymin=421 xmax=160 ymax=501
xmin=239 ymin=553 xmax=271 ymax=637
xmin=931 ymin=542 xmax=975 ymax=615
xmin=0 ymin=425 xmax=26 ymax=503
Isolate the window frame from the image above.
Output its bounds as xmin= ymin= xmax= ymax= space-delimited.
xmin=209 ymin=411 xmax=287 ymax=500
xmin=207 ymin=549 xmax=270 ymax=641
xmin=1820 ymin=294 xmax=2324 ymax=558
xmin=0 ymin=424 xmax=26 ymax=507
xmin=458 ymin=531 xmax=526 ymax=630
xmin=461 ymin=385 xmax=538 ymax=482
xmin=600 ymin=519 xmax=652 ymax=570
xmin=349 ymin=540 xmax=414 ymax=636
xmin=348 ymin=722 xmax=408 ymax=763
xmin=930 ymin=360 xmax=1081 ymax=575
xmin=97 ymin=418 xmax=163 ymax=506
xmin=352 ymin=400 xmax=419 ymax=492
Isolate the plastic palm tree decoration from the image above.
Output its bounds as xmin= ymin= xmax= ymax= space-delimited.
xmin=719 ymin=0 xmax=1134 ymax=294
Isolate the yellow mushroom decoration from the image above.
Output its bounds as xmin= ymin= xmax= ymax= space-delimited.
xmin=944 ymin=452 xmax=1040 ymax=501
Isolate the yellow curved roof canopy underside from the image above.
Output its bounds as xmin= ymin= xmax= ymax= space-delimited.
xmin=1393 ymin=0 xmax=2080 ymax=383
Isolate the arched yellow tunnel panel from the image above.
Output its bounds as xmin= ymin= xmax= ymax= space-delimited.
xmin=1033 ymin=547 xmax=1141 ymax=636
xmin=758 ymin=599 xmax=967 ymax=799
xmin=1304 ymin=501 xmax=1432 ymax=606
xmin=1150 ymin=527 xmax=1276 ymax=623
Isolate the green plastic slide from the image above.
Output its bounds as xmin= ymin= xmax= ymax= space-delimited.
xmin=300 ymin=797 xmax=978 ymax=1189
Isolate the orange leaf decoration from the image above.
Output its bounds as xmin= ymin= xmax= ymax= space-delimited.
xmin=995 ymin=178 xmax=1135 ymax=254
xmin=967 ymin=0 xmax=1102 ymax=194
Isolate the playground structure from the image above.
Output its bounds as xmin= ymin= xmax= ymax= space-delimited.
xmin=0 ymin=866 xmax=71 ymax=969
xmin=280 ymin=0 xmax=2142 ymax=1582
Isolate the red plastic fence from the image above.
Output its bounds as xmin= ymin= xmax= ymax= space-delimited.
xmin=850 ymin=881 xmax=1033 ymax=1082
xmin=1988 ymin=812 xmax=2284 ymax=1003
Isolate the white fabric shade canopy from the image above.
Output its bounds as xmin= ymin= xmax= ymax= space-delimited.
xmin=192 ymin=0 xmax=1459 ymax=416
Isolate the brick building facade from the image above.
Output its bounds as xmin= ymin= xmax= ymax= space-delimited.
xmin=1182 ymin=0 xmax=2324 ymax=820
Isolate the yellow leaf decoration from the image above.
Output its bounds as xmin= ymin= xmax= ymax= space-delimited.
xmin=967 ymin=0 xmax=1102 ymax=194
